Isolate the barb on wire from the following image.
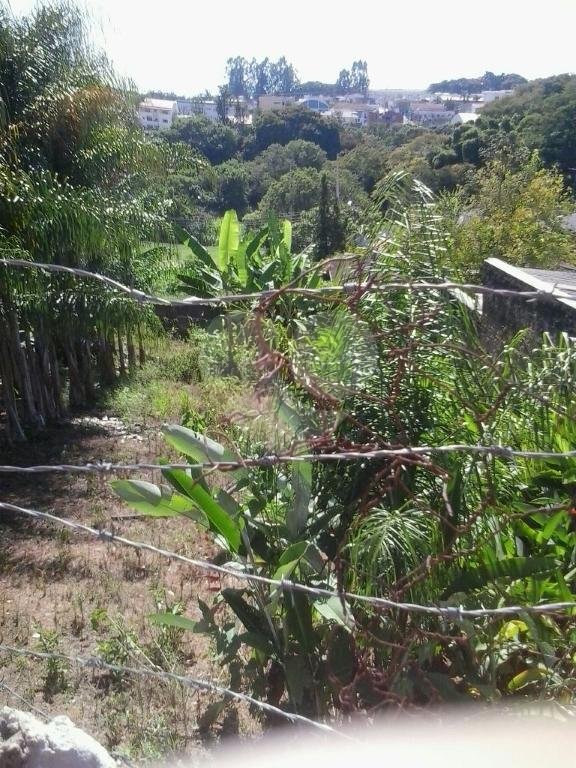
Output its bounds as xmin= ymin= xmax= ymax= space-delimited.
xmin=2 ymin=501 xmax=576 ymax=620
xmin=0 ymin=644 xmax=343 ymax=736
xmin=0 ymin=258 xmax=573 ymax=306
xmin=1 ymin=443 xmax=576 ymax=477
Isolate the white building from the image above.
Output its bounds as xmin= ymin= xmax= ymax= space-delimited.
xmin=138 ymin=98 xmax=177 ymax=130
xmin=450 ymin=112 xmax=479 ymax=125
xmin=328 ymin=102 xmax=379 ymax=126
xmin=407 ymin=101 xmax=451 ymax=125
xmin=480 ymin=90 xmax=514 ymax=103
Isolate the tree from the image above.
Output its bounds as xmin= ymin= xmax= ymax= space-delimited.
xmin=0 ymin=2 xmax=180 ymax=439
xmin=216 ymin=85 xmax=231 ymax=123
xmin=340 ymin=135 xmax=389 ymax=192
xmin=226 ymin=56 xmax=247 ymax=98
xmin=213 ymin=160 xmax=251 ymax=215
xmin=428 ymin=71 xmax=527 ymax=95
xmin=258 ymin=165 xmax=366 ymax=218
xmin=258 ymin=167 xmax=322 ymax=216
xmin=350 ymin=60 xmax=369 ymax=95
xmin=249 ymin=105 xmax=341 ymax=159
xmin=481 ymin=75 xmax=576 ymax=184
xmin=336 ymin=68 xmax=352 ymax=95
xmin=316 ymin=172 xmax=346 ymax=258
xmin=335 ymin=61 xmax=369 ymax=95
xmin=268 ymin=56 xmax=299 ymax=95
xmin=451 ymin=150 xmax=576 ymax=273
xmin=247 ymin=140 xmax=328 ymax=206
xmin=226 ymin=56 xmax=300 ymax=98
xmin=164 ymin=115 xmax=240 ymax=165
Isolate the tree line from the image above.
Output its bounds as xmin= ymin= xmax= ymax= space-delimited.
xmin=428 ymin=70 xmax=527 ymax=96
xmin=224 ymin=56 xmax=369 ymax=98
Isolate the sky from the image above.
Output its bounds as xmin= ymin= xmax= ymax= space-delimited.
xmin=6 ymin=0 xmax=576 ymax=95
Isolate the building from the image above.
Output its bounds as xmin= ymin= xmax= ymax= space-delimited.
xmin=450 ymin=112 xmax=479 ymax=125
xmin=328 ymin=101 xmax=379 ymax=126
xmin=298 ymin=97 xmax=331 ymax=113
xmin=138 ymin=98 xmax=178 ymax=130
xmin=480 ymin=90 xmax=514 ymax=104
xmin=258 ymin=95 xmax=295 ymax=112
xmin=481 ymin=258 xmax=576 ymax=336
xmin=406 ymin=101 xmax=451 ymax=126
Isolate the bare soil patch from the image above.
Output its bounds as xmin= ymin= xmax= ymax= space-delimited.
xmin=0 ymin=412 xmax=258 ymax=764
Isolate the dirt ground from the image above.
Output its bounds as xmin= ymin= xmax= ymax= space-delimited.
xmin=0 ymin=413 xmax=259 ymax=764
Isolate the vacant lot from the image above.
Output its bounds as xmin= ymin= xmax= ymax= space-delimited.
xmin=0 ymin=346 xmax=263 ymax=763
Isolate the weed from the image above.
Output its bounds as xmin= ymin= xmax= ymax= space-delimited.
xmin=90 ymin=606 xmax=109 ymax=632
xmin=70 ymin=594 xmax=85 ymax=637
xmin=35 ymin=627 xmax=68 ymax=700
xmin=145 ymin=588 xmax=188 ymax=670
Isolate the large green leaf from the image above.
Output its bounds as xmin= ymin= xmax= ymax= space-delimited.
xmin=314 ymin=596 xmax=355 ymax=629
xmin=222 ymin=588 xmax=273 ymax=639
xmin=177 ymin=268 xmax=222 ymax=297
xmin=162 ymin=425 xmax=236 ymax=465
xmin=217 ymin=210 xmax=239 ymax=272
xmin=181 ymin=481 xmax=241 ymax=552
xmin=149 ymin=612 xmax=197 ymax=631
xmin=287 ymin=462 xmax=311 ymax=540
xmin=285 ymin=591 xmax=315 ymax=652
xmin=508 ymin=667 xmax=548 ymax=691
xmin=282 ymin=219 xmax=292 ymax=253
xmin=110 ymin=479 xmax=203 ymax=521
xmin=174 ymin=224 xmax=218 ymax=269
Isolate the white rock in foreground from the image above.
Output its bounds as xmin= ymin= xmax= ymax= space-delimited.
xmin=0 ymin=707 xmax=116 ymax=768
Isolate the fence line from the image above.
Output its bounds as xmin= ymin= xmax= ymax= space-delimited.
xmin=2 ymin=443 xmax=576 ymax=478
xmin=0 ymin=644 xmax=343 ymax=736
xmin=2 ymin=501 xmax=575 ymax=619
xmin=1 ymin=258 xmax=574 ymax=307
xmin=0 ymin=679 xmax=49 ymax=720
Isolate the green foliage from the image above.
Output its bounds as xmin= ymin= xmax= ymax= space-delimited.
xmin=336 ymin=60 xmax=370 ymax=95
xmin=316 ymin=173 xmax=346 ymax=258
xmin=176 ymin=210 xmax=317 ymax=296
xmin=225 ymin=55 xmax=300 ymax=99
xmin=0 ymin=2 xmax=179 ymax=439
xmin=115 ymin=178 xmax=576 ymax=716
xmin=481 ymin=75 xmax=576 ymax=182
xmin=248 ymin=105 xmax=341 ymax=160
xmin=164 ymin=114 xmax=240 ymax=165
xmin=258 ymin=165 xmax=366 ymax=218
xmin=449 ymin=150 xmax=576 ymax=272
xmin=428 ymin=71 xmax=527 ymax=96
xmin=35 ymin=627 xmax=69 ymax=700
xmin=339 ymin=135 xmax=389 ymax=193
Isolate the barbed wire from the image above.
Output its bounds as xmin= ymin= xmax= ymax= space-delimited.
xmin=1 ymin=442 xmax=576 ymax=478
xmin=2 ymin=501 xmax=576 ymax=620
xmin=1 ymin=258 xmax=574 ymax=307
xmin=0 ymin=679 xmax=49 ymax=720
xmin=0 ymin=644 xmax=344 ymax=736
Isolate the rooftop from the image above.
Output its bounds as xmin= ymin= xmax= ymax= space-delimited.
xmin=485 ymin=258 xmax=576 ymax=311
xmin=139 ymin=98 xmax=177 ymax=110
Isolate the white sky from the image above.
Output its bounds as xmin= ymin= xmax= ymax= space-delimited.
xmin=6 ymin=0 xmax=576 ymax=95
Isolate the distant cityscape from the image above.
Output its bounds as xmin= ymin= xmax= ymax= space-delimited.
xmin=137 ymin=87 xmax=515 ymax=132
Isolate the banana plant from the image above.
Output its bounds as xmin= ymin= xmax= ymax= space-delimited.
xmin=175 ymin=210 xmax=319 ymax=297
xmin=112 ymin=423 xmax=355 ymax=717
xmin=175 ymin=210 xmax=322 ymax=371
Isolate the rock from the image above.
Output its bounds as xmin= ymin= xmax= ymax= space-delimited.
xmin=0 ymin=707 xmax=116 ymax=768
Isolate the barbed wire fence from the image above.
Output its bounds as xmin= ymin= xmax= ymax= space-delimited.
xmin=2 ymin=255 xmax=576 ymax=735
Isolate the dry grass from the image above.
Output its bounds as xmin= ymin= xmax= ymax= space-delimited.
xmin=0 ymin=394 xmax=266 ymax=764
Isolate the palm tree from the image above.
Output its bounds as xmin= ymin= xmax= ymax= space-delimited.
xmin=0 ymin=2 xmax=187 ymax=440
